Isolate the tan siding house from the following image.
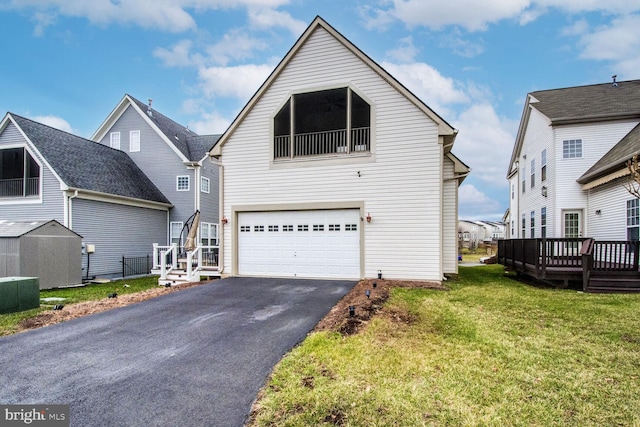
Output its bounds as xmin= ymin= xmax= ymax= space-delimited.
xmin=210 ymin=17 xmax=468 ymax=282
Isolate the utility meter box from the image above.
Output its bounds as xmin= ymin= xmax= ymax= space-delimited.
xmin=0 ymin=277 xmax=40 ymax=314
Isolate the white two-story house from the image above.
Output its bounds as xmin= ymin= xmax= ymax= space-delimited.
xmin=506 ymin=78 xmax=640 ymax=241
xmin=209 ymin=16 xmax=469 ymax=282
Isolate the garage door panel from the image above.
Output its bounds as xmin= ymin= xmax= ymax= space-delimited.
xmin=238 ymin=209 xmax=360 ymax=279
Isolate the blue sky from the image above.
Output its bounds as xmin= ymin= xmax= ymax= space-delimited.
xmin=2 ymin=1 xmax=640 ymax=221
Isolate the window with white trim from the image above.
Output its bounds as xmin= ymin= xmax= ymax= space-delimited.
xmin=110 ymin=132 xmax=121 ymax=150
xmin=541 ymin=207 xmax=547 ymax=238
xmin=530 ymin=211 xmax=535 ymax=238
xmin=522 ymin=214 xmax=526 ymax=237
xmin=511 ymin=183 xmax=514 ymax=200
xmin=200 ymin=222 xmax=218 ymax=246
xmin=627 ymin=199 xmax=639 ymax=240
xmin=0 ymin=147 xmax=40 ymax=198
xmin=563 ymin=139 xmax=582 ymax=158
xmin=170 ymin=222 xmax=183 ymax=246
xmin=177 ymin=176 xmax=190 ymax=191
xmin=129 ymin=130 xmax=140 ymax=152
xmin=521 ymin=166 xmax=526 ymax=193
xmin=541 ymin=149 xmax=547 ymax=181
xmin=201 ymin=177 xmax=210 ymax=194
xmin=530 ymin=159 xmax=535 ymax=188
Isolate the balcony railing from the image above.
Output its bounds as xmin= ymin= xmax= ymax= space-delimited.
xmin=274 ymin=127 xmax=370 ymax=159
xmin=0 ymin=177 xmax=39 ymax=198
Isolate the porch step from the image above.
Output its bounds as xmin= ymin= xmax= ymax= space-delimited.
xmin=587 ymin=277 xmax=640 ymax=293
xmin=155 ymin=268 xmax=221 ymax=287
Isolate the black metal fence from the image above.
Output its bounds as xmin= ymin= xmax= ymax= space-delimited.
xmin=121 ymin=255 xmax=152 ymax=278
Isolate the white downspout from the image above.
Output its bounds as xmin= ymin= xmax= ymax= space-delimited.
xmin=65 ymin=190 xmax=78 ymax=229
xmin=209 ymin=156 xmax=224 ymax=274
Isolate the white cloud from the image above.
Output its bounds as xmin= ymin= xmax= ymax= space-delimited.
xmin=154 ymin=39 xmax=204 ymax=68
xmin=32 ymin=115 xmax=74 ymax=133
xmin=365 ymin=0 xmax=640 ymax=32
xmin=206 ymin=29 xmax=269 ymax=66
xmin=247 ymin=7 xmax=306 ymax=35
xmin=198 ymin=63 xmax=273 ymax=100
xmin=458 ymin=184 xmax=504 ymax=220
xmin=452 ymin=103 xmax=518 ymax=187
xmin=573 ymin=14 xmax=640 ymax=76
xmin=438 ymin=29 xmax=485 ymax=58
xmin=386 ymin=36 xmax=419 ymax=63
xmin=3 ymin=0 xmax=295 ymax=34
xmin=188 ymin=109 xmax=232 ymax=134
xmin=381 ymin=61 xmax=469 ymax=116
xmin=371 ymin=0 xmax=530 ymax=32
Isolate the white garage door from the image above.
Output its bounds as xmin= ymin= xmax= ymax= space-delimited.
xmin=238 ymin=209 xmax=360 ymax=279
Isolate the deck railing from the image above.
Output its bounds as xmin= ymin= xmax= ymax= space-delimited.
xmin=274 ymin=127 xmax=370 ymax=159
xmin=0 ymin=177 xmax=39 ymax=197
xmin=499 ymin=238 xmax=640 ymax=290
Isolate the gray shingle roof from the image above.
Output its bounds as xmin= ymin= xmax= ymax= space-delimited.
xmin=127 ymin=96 xmax=220 ymax=161
xmin=531 ymin=79 xmax=640 ymax=124
xmin=11 ymin=114 xmax=171 ymax=205
xmin=578 ymin=123 xmax=640 ymax=184
xmin=0 ymin=220 xmax=82 ymax=238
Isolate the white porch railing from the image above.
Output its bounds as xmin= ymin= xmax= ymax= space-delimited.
xmin=153 ymin=243 xmax=219 ymax=282
xmin=274 ymin=126 xmax=370 ymax=159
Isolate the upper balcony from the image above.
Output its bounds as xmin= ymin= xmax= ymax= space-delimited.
xmin=0 ymin=147 xmax=40 ymax=199
xmin=274 ymin=86 xmax=371 ymax=160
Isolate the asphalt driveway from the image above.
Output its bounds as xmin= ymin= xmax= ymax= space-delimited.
xmin=0 ymin=277 xmax=356 ymax=426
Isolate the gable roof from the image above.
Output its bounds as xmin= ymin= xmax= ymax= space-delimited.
xmin=210 ymin=16 xmax=457 ymax=157
xmin=6 ymin=113 xmax=171 ymax=205
xmin=577 ymin=122 xmax=640 ymax=186
xmin=93 ymin=95 xmax=221 ymax=163
xmin=531 ymin=79 xmax=640 ymax=125
xmin=508 ymin=79 xmax=640 ymax=177
xmin=0 ymin=219 xmax=82 ymax=238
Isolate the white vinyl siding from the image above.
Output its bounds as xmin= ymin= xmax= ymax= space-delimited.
xmin=530 ymin=159 xmax=535 ymax=188
xmin=541 ymin=149 xmax=547 ymax=181
xmin=220 ymin=26 xmax=448 ymax=281
xmin=110 ymin=132 xmax=120 ymax=149
xmin=177 ymin=176 xmax=190 ymax=191
xmin=442 ymin=156 xmax=459 ymax=274
xmin=554 ymin=121 xmax=637 ymax=237
xmin=129 ymin=130 xmax=140 ymax=152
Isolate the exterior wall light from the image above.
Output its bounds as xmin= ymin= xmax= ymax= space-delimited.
xmin=541 ymin=186 xmax=547 ymax=197
xmin=366 ymin=212 xmax=372 ymax=222
xmin=221 ymin=216 xmax=228 ymax=224
xmin=378 ymin=270 xmax=382 ymax=279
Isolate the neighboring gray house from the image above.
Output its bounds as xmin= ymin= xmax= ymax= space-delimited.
xmin=0 ymin=220 xmax=82 ymax=289
xmin=92 ymin=95 xmax=221 ymax=249
xmin=506 ymin=78 xmax=640 ymax=241
xmin=0 ymin=112 xmax=172 ymax=278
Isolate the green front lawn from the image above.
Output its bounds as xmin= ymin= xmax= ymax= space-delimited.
xmin=249 ymin=266 xmax=640 ymax=426
xmin=0 ymin=276 xmax=158 ymax=336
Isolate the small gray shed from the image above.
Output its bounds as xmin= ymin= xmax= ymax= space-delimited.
xmin=0 ymin=220 xmax=82 ymax=289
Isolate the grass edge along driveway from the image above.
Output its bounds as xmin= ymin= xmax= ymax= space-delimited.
xmin=248 ymin=265 xmax=640 ymax=427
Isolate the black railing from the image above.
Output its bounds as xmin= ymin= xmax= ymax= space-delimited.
xmin=122 ymin=255 xmax=152 ymax=278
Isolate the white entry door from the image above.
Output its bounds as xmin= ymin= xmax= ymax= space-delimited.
xmin=237 ymin=209 xmax=360 ymax=279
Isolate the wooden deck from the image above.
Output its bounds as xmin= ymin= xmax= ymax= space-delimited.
xmin=498 ymin=238 xmax=640 ymax=293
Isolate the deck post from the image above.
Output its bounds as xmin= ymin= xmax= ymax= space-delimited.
xmin=541 ymin=238 xmax=547 ymax=279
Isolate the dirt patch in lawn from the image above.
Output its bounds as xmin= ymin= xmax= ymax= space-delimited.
xmin=313 ymin=278 xmax=447 ymax=335
xmin=17 ymin=277 xmax=448 ymax=335
xmin=17 ymin=281 xmax=208 ymax=332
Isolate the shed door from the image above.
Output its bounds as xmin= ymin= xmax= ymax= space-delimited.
xmin=237 ymin=209 xmax=360 ymax=279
